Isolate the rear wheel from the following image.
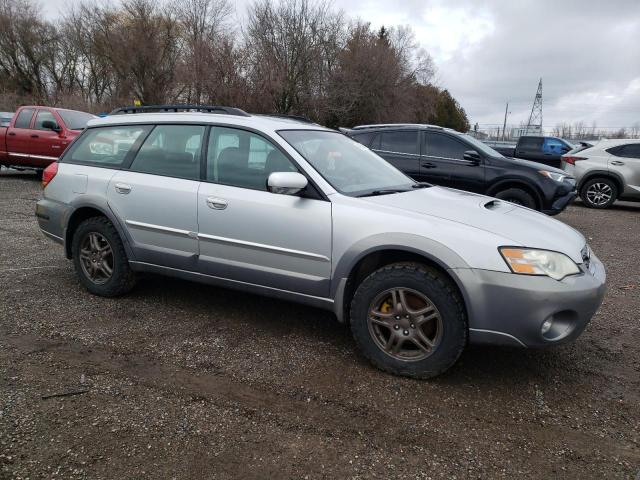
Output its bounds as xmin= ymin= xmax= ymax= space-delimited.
xmin=494 ymin=188 xmax=536 ymax=209
xmin=349 ymin=263 xmax=467 ymax=379
xmin=71 ymin=217 xmax=136 ymax=297
xmin=580 ymin=177 xmax=617 ymax=209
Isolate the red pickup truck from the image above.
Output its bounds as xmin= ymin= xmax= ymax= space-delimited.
xmin=0 ymin=106 xmax=95 ymax=172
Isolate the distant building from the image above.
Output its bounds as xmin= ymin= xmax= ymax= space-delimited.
xmin=510 ymin=125 xmax=542 ymax=139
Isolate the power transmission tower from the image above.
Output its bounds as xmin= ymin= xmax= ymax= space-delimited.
xmin=526 ymin=78 xmax=543 ymax=134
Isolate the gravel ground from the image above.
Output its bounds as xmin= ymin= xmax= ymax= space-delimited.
xmin=1 ymin=170 xmax=639 ymax=479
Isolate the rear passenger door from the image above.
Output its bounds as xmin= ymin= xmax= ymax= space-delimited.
xmin=106 ymin=124 xmax=204 ymax=271
xmin=197 ymin=126 xmax=332 ymax=297
xmin=608 ymin=143 xmax=640 ymax=200
xmin=6 ymin=108 xmax=35 ymax=165
xmin=371 ymin=130 xmax=420 ymax=179
xmin=421 ymin=132 xmax=485 ymax=191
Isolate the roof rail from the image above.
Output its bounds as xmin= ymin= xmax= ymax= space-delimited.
xmin=263 ymin=113 xmax=316 ymax=124
xmin=352 ymin=123 xmax=444 ymax=130
xmin=109 ymin=104 xmax=251 ymax=117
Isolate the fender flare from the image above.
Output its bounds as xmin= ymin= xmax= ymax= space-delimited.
xmin=330 ymin=233 xmax=472 ymax=321
xmin=64 ymin=196 xmax=135 ymax=261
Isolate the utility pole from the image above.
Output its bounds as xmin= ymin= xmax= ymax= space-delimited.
xmin=502 ymin=102 xmax=509 ymax=141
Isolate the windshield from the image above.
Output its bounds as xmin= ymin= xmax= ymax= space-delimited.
xmin=279 ymin=130 xmax=415 ymax=196
xmin=57 ymin=110 xmax=95 ymax=130
xmin=459 ymin=134 xmax=505 ymax=158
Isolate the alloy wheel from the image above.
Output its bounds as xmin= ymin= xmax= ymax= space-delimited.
xmin=586 ymin=182 xmax=612 ymax=206
xmin=79 ymin=232 xmax=114 ymax=285
xmin=367 ymin=288 xmax=443 ymax=361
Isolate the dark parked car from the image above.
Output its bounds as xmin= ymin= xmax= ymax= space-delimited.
xmin=488 ymin=136 xmax=573 ymax=168
xmin=341 ymin=124 xmax=577 ymax=215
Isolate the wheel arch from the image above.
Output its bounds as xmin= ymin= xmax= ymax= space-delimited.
xmin=486 ymin=178 xmax=543 ymax=209
xmin=332 ymin=235 xmax=471 ymax=325
xmin=578 ymin=170 xmax=624 ymax=194
xmin=64 ymin=203 xmax=133 ymax=260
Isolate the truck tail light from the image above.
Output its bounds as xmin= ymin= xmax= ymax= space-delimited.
xmin=562 ymin=156 xmax=586 ymax=165
xmin=42 ymin=162 xmax=58 ymax=188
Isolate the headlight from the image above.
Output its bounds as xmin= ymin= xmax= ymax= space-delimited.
xmin=538 ymin=170 xmax=567 ymax=182
xmin=499 ymin=247 xmax=580 ymax=280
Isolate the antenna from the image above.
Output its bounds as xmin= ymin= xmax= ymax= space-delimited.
xmin=526 ymin=79 xmax=543 ymax=135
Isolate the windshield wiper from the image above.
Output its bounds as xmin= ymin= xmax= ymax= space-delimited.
xmin=412 ymin=182 xmax=432 ymax=189
xmin=357 ymin=189 xmax=411 ymax=197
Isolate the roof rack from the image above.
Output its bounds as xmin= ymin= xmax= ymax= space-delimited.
xmin=263 ymin=113 xmax=316 ymax=124
xmin=109 ymin=104 xmax=251 ymax=117
xmin=352 ymin=123 xmax=444 ymax=130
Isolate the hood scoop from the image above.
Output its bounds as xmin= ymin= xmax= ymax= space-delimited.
xmin=482 ymin=199 xmax=517 ymax=212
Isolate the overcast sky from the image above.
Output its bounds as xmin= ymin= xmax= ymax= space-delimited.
xmin=45 ymin=0 xmax=640 ymax=129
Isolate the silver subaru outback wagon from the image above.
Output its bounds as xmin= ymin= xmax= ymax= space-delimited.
xmin=36 ymin=105 xmax=606 ymax=378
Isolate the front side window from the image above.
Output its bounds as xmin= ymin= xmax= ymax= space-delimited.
xmin=34 ymin=110 xmax=59 ymax=131
xmin=380 ymin=131 xmax=418 ymax=155
xmin=279 ymin=130 xmax=413 ymax=196
xmin=207 ymin=127 xmax=296 ymax=190
xmin=67 ymin=125 xmax=150 ymax=166
xmin=130 ymin=125 xmax=204 ymax=180
xmin=14 ymin=109 xmax=34 ymax=129
xmin=425 ymin=133 xmax=468 ymax=160
xmin=57 ymin=110 xmax=95 ymax=130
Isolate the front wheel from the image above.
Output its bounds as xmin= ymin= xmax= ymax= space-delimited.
xmin=71 ymin=217 xmax=136 ymax=297
xmin=494 ymin=188 xmax=536 ymax=209
xmin=349 ymin=263 xmax=467 ymax=379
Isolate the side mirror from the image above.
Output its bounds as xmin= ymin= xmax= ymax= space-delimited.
xmin=463 ymin=150 xmax=481 ymax=164
xmin=267 ymin=172 xmax=308 ymax=195
xmin=42 ymin=120 xmax=61 ymax=132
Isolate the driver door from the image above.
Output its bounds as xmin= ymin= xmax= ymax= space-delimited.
xmin=197 ymin=126 xmax=332 ymax=297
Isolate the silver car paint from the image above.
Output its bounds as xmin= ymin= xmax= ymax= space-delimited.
xmin=564 ymin=139 xmax=640 ymax=200
xmin=38 ymin=112 xmax=605 ymax=348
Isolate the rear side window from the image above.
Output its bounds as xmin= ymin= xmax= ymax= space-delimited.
xmin=608 ymin=144 xmax=640 ymax=159
xmin=66 ymin=125 xmax=150 ymax=166
xmin=129 ymin=125 xmax=204 ymax=180
xmin=34 ymin=110 xmax=59 ymax=131
xmin=425 ymin=132 xmax=468 ymax=160
xmin=518 ymin=137 xmax=543 ymax=150
xmin=380 ymin=131 xmax=418 ymax=155
xmin=14 ymin=108 xmax=34 ymax=129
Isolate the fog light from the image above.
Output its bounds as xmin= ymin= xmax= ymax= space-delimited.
xmin=541 ymin=319 xmax=553 ymax=335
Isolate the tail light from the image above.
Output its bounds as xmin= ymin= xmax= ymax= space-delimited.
xmin=42 ymin=162 xmax=58 ymax=188
xmin=562 ymin=156 xmax=586 ymax=165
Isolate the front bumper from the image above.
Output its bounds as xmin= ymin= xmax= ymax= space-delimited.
xmin=542 ymin=189 xmax=577 ymax=216
xmin=454 ymin=252 xmax=606 ymax=348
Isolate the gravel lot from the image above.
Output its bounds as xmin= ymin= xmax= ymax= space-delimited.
xmin=1 ymin=170 xmax=639 ymax=479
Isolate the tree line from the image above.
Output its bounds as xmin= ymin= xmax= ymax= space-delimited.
xmin=0 ymin=0 xmax=470 ymax=131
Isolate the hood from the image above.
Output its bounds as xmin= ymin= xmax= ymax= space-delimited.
xmin=361 ymin=187 xmax=585 ymax=263
xmin=504 ymin=156 xmax=567 ymax=175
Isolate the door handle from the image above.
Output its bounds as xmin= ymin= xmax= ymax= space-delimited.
xmin=8 ymin=132 xmax=15 ymax=136
xmin=611 ymin=160 xmax=625 ymax=166
xmin=114 ymin=183 xmax=132 ymax=194
xmin=422 ymin=162 xmax=436 ymax=169
xmin=206 ymin=197 xmax=228 ymax=210
xmin=31 ymin=134 xmax=39 ymax=138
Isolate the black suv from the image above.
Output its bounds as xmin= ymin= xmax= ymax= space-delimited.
xmin=341 ymin=124 xmax=577 ymax=215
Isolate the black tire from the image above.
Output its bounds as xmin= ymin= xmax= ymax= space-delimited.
xmin=494 ymin=188 xmax=536 ymax=209
xmin=71 ymin=216 xmax=136 ymax=297
xmin=580 ymin=177 xmax=618 ymax=209
xmin=349 ymin=263 xmax=467 ymax=379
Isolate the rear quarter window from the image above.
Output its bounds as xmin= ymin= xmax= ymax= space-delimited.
xmin=64 ymin=125 xmax=151 ymax=167
xmin=351 ymin=132 xmax=376 ymax=147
